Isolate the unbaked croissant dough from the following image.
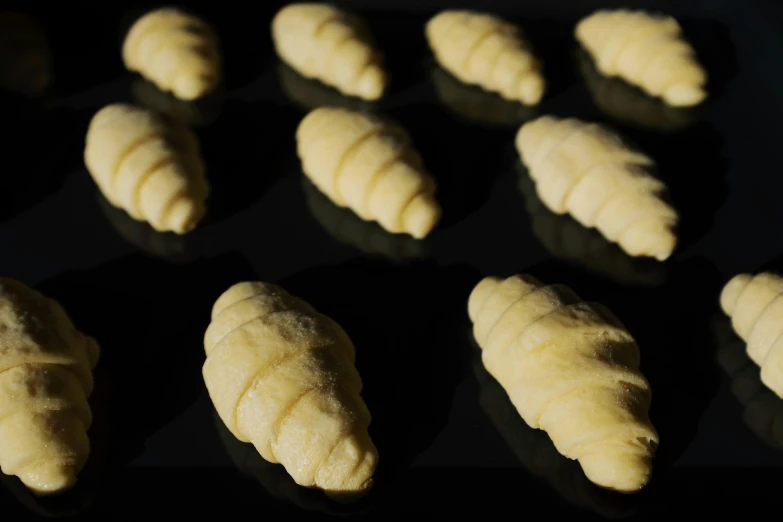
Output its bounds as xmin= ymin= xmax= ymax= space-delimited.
xmin=575 ymin=9 xmax=707 ymax=107
xmin=714 ymin=316 xmax=783 ymax=450
xmin=272 ymin=3 xmax=387 ymax=101
xmin=84 ymin=103 xmax=209 ymax=235
xmin=425 ymin=10 xmax=545 ymax=106
xmin=278 ymin=63 xmax=369 ymax=113
xmin=203 ymin=282 xmax=377 ymax=499
xmin=296 ymin=106 xmax=441 ymax=239
xmin=516 ymin=115 xmax=678 ymax=261
xmin=577 ymin=50 xmax=693 ymax=132
xmin=720 ymin=272 xmax=783 ymax=399
xmin=301 ymin=177 xmax=429 ymax=262
xmin=122 ymin=7 xmax=221 ymax=101
xmin=0 ymin=278 xmax=99 ymax=494
xmin=430 ymin=65 xmax=536 ymax=127
xmin=517 ymin=167 xmax=666 ymax=287
xmin=468 ymin=274 xmax=658 ymax=492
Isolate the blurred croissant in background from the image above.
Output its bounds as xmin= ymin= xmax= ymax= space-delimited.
xmin=713 ymin=315 xmax=783 ymax=450
xmin=471 ymin=355 xmax=638 ymax=519
xmin=429 ymin=65 xmax=537 ymax=127
xmin=131 ymin=78 xmax=222 ymax=127
xmin=576 ymin=50 xmax=693 ymax=132
xmin=96 ymin=191 xmax=198 ymax=263
xmin=517 ymin=164 xmax=667 ymax=287
xmin=0 ymin=11 xmax=51 ymax=97
xmin=301 ymin=177 xmax=430 ymax=263
xmin=277 ymin=63 xmax=372 ymax=113
xmin=212 ymin=408 xmax=368 ymax=516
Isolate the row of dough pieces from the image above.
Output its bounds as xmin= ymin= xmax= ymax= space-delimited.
xmin=85 ymin=104 xmax=679 ymax=261
xmin=125 ymin=4 xmax=708 ymax=108
xmin=0 ymin=270 xmax=780 ymax=498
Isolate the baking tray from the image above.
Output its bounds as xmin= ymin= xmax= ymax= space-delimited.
xmin=1 ymin=0 xmax=783 ymax=519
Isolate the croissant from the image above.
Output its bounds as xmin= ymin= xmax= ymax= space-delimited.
xmin=575 ymin=9 xmax=707 ymax=107
xmin=517 ymin=164 xmax=666 ymax=287
xmin=0 ymin=11 xmax=51 ymax=97
xmin=84 ymin=103 xmax=209 ymax=235
xmin=271 ymin=3 xmax=387 ymax=101
xmin=278 ymin=63 xmax=370 ymax=113
xmin=301 ymin=176 xmax=429 ymax=262
xmin=720 ymin=272 xmax=783 ymax=399
xmin=425 ymin=10 xmax=545 ymax=106
xmin=203 ymin=281 xmax=377 ymax=499
xmin=714 ymin=316 xmax=783 ymax=450
xmin=516 ymin=115 xmax=678 ymax=261
xmin=472 ymin=358 xmax=638 ymax=518
xmin=468 ymin=274 xmax=658 ymax=492
xmin=577 ymin=50 xmax=693 ymax=132
xmin=296 ymin=106 xmax=441 ymax=239
xmin=430 ymin=65 xmax=536 ymax=127
xmin=0 ymin=278 xmax=99 ymax=494
xmin=122 ymin=7 xmax=221 ymax=101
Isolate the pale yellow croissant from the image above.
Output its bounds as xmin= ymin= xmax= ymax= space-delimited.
xmin=296 ymin=106 xmax=441 ymax=239
xmin=122 ymin=7 xmax=221 ymax=101
xmin=426 ymin=10 xmax=545 ymax=106
xmin=468 ymin=274 xmax=658 ymax=492
xmin=272 ymin=3 xmax=387 ymax=101
xmin=0 ymin=278 xmax=100 ymax=495
xmin=517 ymin=167 xmax=666 ymax=287
xmin=84 ymin=103 xmax=209 ymax=235
xmin=203 ymin=282 xmax=377 ymax=499
xmin=720 ymin=272 xmax=783 ymax=399
xmin=575 ymin=9 xmax=707 ymax=107
xmin=516 ymin=115 xmax=678 ymax=261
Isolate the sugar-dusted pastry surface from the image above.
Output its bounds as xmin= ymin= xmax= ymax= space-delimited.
xmin=272 ymin=3 xmax=387 ymax=100
xmin=721 ymin=272 xmax=783 ymax=399
xmin=84 ymin=103 xmax=209 ymax=235
xmin=426 ymin=10 xmax=545 ymax=105
xmin=203 ymin=282 xmax=377 ymax=499
xmin=0 ymin=278 xmax=100 ymax=495
xmin=575 ymin=9 xmax=707 ymax=107
xmin=296 ymin=106 xmax=441 ymax=239
xmin=122 ymin=7 xmax=221 ymax=101
xmin=516 ymin=115 xmax=678 ymax=261
xmin=467 ymin=274 xmax=658 ymax=492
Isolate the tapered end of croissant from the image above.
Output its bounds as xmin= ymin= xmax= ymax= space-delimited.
xmin=663 ymin=83 xmax=706 ymax=107
xmin=618 ymin=220 xmax=677 ymax=261
xmin=173 ymin=74 xmax=217 ymax=101
xmin=316 ymin=430 xmax=378 ymax=502
xmin=18 ymin=459 xmax=80 ymax=496
xmin=159 ymin=199 xmax=205 ymax=235
xmin=355 ymin=65 xmax=386 ymax=100
xmin=467 ymin=276 xmax=502 ymax=324
xmin=518 ymin=74 xmax=545 ymax=106
xmin=402 ymin=193 xmax=441 ymax=239
xmin=579 ymin=447 xmax=654 ymax=493
xmin=720 ymin=273 xmax=752 ymax=317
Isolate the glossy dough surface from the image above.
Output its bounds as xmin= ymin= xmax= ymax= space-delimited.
xmin=203 ymin=282 xmax=377 ymax=498
xmin=516 ymin=115 xmax=678 ymax=260
xmin=575 ymin=9 xmax=707 ymax=107
xmin=721 ymin=272 xmax=783 ymax=399
xmin=296 ymin=107 xmax=441 ymax=239
xmin=84 ymin=103 xmax=209 ymax=235
xmin=426 ymin=10 xmax=545 ymax=105
xmin=272 ymin=3 xmax=387 ymax=100
xmin=468 ymin=274 xmax=658 ymax=492
xmin=0 ymin=278 xmax=99 ymax=495
xmin=122 ymin=7 xmax=221 ymax=100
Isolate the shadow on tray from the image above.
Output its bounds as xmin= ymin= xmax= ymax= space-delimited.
xmin=34 ymin=251 xmax=260 ymax=483
xmin=276 ymin=257 xmax=480 ymax=509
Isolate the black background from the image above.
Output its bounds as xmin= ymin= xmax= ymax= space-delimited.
xmin=1 ymin=0 xmax=783 ymax=519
